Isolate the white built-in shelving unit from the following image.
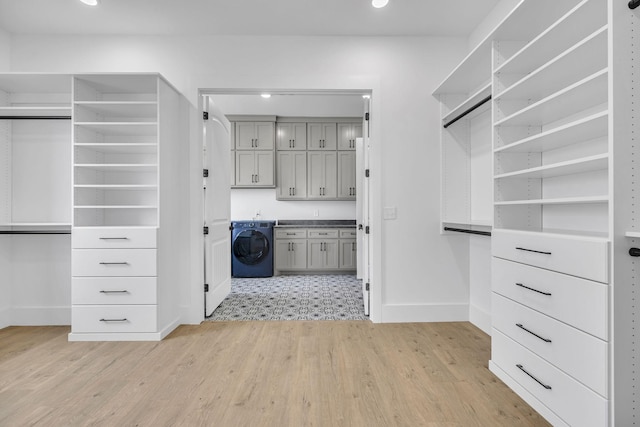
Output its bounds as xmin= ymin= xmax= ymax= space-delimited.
xmin=69 ymin=74 xmax=191 ymax=341
xmin=436 ymin=0 xmax=639 ymax=424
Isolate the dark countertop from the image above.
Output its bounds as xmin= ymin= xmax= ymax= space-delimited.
xmin=276 ymin=219 xmax=356 ymax=228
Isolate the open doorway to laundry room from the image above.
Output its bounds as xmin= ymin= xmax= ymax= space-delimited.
xmin=200 ymin=89 xmax=372 ymax=322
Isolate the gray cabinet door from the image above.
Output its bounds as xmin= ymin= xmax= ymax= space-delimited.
xmin=308 ymin=239 xmax=339 ymax=270
xmin=338 ymin=123 xmax=363 ymax=150
xmin=307 ymin=123 xmax=337 ymax=150
xmin=275 ymin=239 xmax=307 ymax=271
xmin=255 ymin=151 xmax=274 ymax=186
xmin=338 ymin=151 xmax=356 ymax=199
xmin=235 ymin=151 xmax=274 ymax=187
xmin=307 ymin=151 xmax=337 ymax=199
xmin=277 ymin=151 xmax=307 ymax=199
xmin=339 ymin=239 xmax=357 ymax=270
xmin=277 ymin=123 xmax=307 ymax=150
xmin=236 ymin=122 xmax=274 ymax=150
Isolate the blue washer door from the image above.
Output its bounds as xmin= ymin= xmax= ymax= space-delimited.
xmin=233 ymin=229 xmax=270 ymax=265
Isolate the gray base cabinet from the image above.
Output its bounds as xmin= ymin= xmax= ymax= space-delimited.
xmin=275 ymin=227 xmax=356 ymax=274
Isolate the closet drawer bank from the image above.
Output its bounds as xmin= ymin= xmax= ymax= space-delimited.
xmin=492 ymin=229 xmax=609 ymax=283
xmin=72 ymin=277 xmax=157 ymax=305
xmin=72 ymin=227 xmax=156 ymax=249
xmin=491 ymin=330 xmax=608 ymax=427
xmin=72 ymin=305 xmax=157 ymax=333
xmin=72 ymin=249 xmax=157 ymax=277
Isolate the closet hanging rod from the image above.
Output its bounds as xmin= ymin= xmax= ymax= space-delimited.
xmin=630 ymin=0 xmax=639 ymax=9
xmin=0 ymin=231 xmax=71 ymax=235
xmin=0 ymin=116 xmax=71 ymax=120
xmin=443 ymin=95 xmax=492 ymax=129
xmin=443 ymin=226 xmax=491 ymax=237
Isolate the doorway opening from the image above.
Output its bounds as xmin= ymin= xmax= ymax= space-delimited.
xmin=199 ymin=89 xmax=373 ymax=321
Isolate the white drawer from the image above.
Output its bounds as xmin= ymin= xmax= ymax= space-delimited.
xmin=308 ymin=229 xmax=340 ymax=238
xmin=491 ymin=330 xmax=608 ymax=427
xmin=72 ymin=249 xmax=157 ymax=277
xmin=72 ymin=277 xmax=157 ymax=305
xmin=72 ymin=227 xmax=157 ymax=249
xmin=275 ymin=229 xmax=307 ymax=239
xmin=492 ymin=229 xmax=609 ymax=283
xmin=492 ymin=293 xmax=607 ymax=397
xmin=339 ymin=229 xmax=357 ymax=238
xmin=492 ymin=257 xmax=608 ymax=340
xmin=71 ymin=305 xmax=157 ymax=333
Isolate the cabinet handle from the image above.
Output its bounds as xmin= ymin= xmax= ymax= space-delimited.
xmin=99 ymin=262 xmax=129 ymax=265
xmin=515 ymin=247 xmax=552 ymax=255
xmin=288 ymin=242 xmax=292 ymax=251
xmin=287 ymin=233 xmax=296 ymax=236
xmin=255 ymin=174 xmax=258 ymax=183
xmin=293 ymin=188 xmax=296 ymax=196
xmin=630 ymin=248 xmax=640 ymax=257
xmin=289 ymin=188 xmax=292 ymax=196
xmin=99 ymin=237 xmax=129 ymax=240
xmin=515 ymin=282 xmax=552 ymax=296
xmin=319 ymin=232 xmax=328 ymax=235
xmin=99 ymin=318 xmax=128 ymax=322
xmin=99 ymin=290 xmax=129 ymax=294
xmin=516 ymin=364 xmax=552 ymax=390
xmin=352 ymin=242 xmax=356 ymax=251
xmin=516 ymin=323 xmax=552 ymax=343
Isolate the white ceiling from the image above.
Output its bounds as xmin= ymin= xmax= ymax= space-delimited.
xmin=0 ymin=0 xmax=500 ymax=37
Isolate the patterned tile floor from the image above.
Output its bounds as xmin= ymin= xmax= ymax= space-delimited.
xmin=207 ymin=274 xmax=368 ymax=321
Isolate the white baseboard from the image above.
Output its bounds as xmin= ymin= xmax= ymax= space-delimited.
xmin=159 ymin=316 xmax=181 ymax=339
xmin=181 ymin=305 xmax=204 ymax=325
xmin=469 ymin=304 xmax=492 ymax=336
xmin=381 ymin=303 xmax=469 ymax=323
xmin=10 ymin=306 xmax=70 ymax=326
xmin=0 ymin=306 xmax=10 ymax=329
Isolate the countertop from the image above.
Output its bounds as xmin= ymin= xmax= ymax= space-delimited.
xmin=275 ymin=220 xmax=356 ymax=228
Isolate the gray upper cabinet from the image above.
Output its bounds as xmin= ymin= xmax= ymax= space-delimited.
xmin=337 ymin=151 xmax=356 ymax=200
xmin=235 ymin=150 xmax=275 ymax=187
xmin=277 ymin=122 xmax=307 ymax=150
xmin=337 ymin=123 xmax=362 ymax=150
xmin=307 ymin=151 xmax=337 ymax=199
xmin=307 ymin=123 xmax=337 ymax=150
xmin=236 ymin=121 xmax=275 ymax=150
xmin=277 ymin=151 xmax=307 ymax=199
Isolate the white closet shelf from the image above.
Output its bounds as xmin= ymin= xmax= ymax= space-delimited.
xmin=74 ymin=185 xmax=158 ymax=190
xmin=495 ymin=111 xmax=608 ymax=153
xmin=625 ymin=232 xmax=640 ymax=238
xmin=74 ymin=143 xmax=157 ymax=154
xmin=495 ymin=195 xmax=608 ymax=206
xmin=74 ymin=164 xmax=157 ymax=173
xmin=495 ymin=27 xmax=607 ymax=102
xmin=494 ymin=69 xmax=608 ymax=127
xmin=0 ymin=106 xmax=72 ymax=117
xmin=74 ymin=122 xmax=157 ymax=136
xmin=495 ymin=0 xmax=607 ymax=75
xmin=493 ymin=226 xmax=610 ymax=241
xmin=74 ymin=205 xmax=157 ymax=209
xmin=441 ymin=83 xmax=492 ymax=123
xmin=494 ymin=153 xmax=608 ymax=180
xmin=74 ymin=101 xmax=157 ymax=119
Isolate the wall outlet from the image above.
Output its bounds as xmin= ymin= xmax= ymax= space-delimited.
xmin=313 ymin=209 xmax=319 ymax=217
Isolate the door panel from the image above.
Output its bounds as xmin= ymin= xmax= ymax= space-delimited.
xmin=204 ymin=100 xmax=231 ymax=317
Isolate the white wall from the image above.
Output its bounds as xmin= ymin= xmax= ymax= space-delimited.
xmin=0 ymin=28 xmax=9 ymax=71
xmin=9 ymin=34 xmax=470 ymax=323
xmin=468 ymin=0 xmax=521 ymax=49
xmin=0 ymin=237 xmax=10 ymax=328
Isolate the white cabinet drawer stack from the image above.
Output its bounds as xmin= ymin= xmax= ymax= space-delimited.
xmin=69 ymin=74 xmax=189 ymax=341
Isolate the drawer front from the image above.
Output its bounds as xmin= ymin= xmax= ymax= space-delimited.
xmin=274 ymin=229 xmax=307 ymax=239
xmin=492 ymin=229 xmax=608 ymax=283
xmin=72 ymin=277 xmax=157 ymax=305
xmin=72 ymin=227 xmax=157 ymax=249
xmin=308 ymin=229 xmax=340 ymax=239
xmin=339 ymin=229 xmax=357 ymax=238
xmin=492 ymin=293 xmax=607 ymax=397
xmin=72 ymin=249 xmax=157 ymax=277
xmin=492 ymin=257 xmax=608 ymax=340
xmin=71 ymin=305 xmax=157 ymax=333
xmin=492 ymin=330 xmax=608 ymax=427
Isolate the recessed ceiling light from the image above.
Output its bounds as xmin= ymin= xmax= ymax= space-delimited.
xmin=80 ymin=0 xmax=99 ymax=5
xmin=372 ymin=0 xmax=389 ymax=8
xmin=261 ymin=93 xmax=271 ymax=99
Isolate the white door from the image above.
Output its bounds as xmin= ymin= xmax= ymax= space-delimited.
xmin=358 ymin=97 xmax=372 ymax=316
xmin=204 ymin=98 xmax=232 ymax=317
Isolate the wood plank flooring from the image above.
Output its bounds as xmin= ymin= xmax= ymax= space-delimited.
xmin=0 ymin=321 xmax=551 ymax=426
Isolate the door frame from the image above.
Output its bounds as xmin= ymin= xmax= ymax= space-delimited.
xmin=197 ymin=87 xmax=382 ymax=323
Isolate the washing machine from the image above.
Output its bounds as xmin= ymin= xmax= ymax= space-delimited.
xmin=231 ymin=220 xmax=276 ymax=277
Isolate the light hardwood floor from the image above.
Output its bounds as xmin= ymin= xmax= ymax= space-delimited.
xmin=0 ymin=321 xmax=550 ymax=426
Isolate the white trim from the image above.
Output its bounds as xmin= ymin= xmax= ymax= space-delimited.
xmin=0 ymin=307 xmax=10 ymax=329
xmin=469 ymin=303 xmax=492 ymax=335
xmin=10 ymin=306 xmax=70 ymax=326
xmin=381 ymin=303 xmax=469 ymax=323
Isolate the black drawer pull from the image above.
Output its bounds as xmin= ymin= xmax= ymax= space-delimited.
xmin=286 ymin=233 xmax=296 ymax=236
xmin=516 ymin=364 xmax=552 ymax=390
xmin=99 ymin=290 xmax=129 ymax=294
xmin=319 ymin=232 xmax=329 ymax=235
xmin=630 ymin=248 xmax=640 ymax=257
xmin=515 ymin=283 xmax=552 ymax=296
xmin=516 ymin=247 xmax=552 ymax=255
xmin=516 ymin=323 xmax=552 ymax=343
xmin=99 ymin=262 xmax=129 ymax=265
xmin=99 ymin=237 xmax=129 ymax=240
xmin=99 ymin=318 xmax=128 ymax=322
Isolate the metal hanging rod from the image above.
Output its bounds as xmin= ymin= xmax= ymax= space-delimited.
xmin=0 ymin=116 xmax=71 ymax=120
xmin=630 ymin=0 xmax=639 ymax=10
xmin=0 ymin=230 xmax=71 ymax=235
xmin=443 ymin=95 xmax=492 ymax=129
xmin=443 ymin=226 xmax=491 ymax=237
